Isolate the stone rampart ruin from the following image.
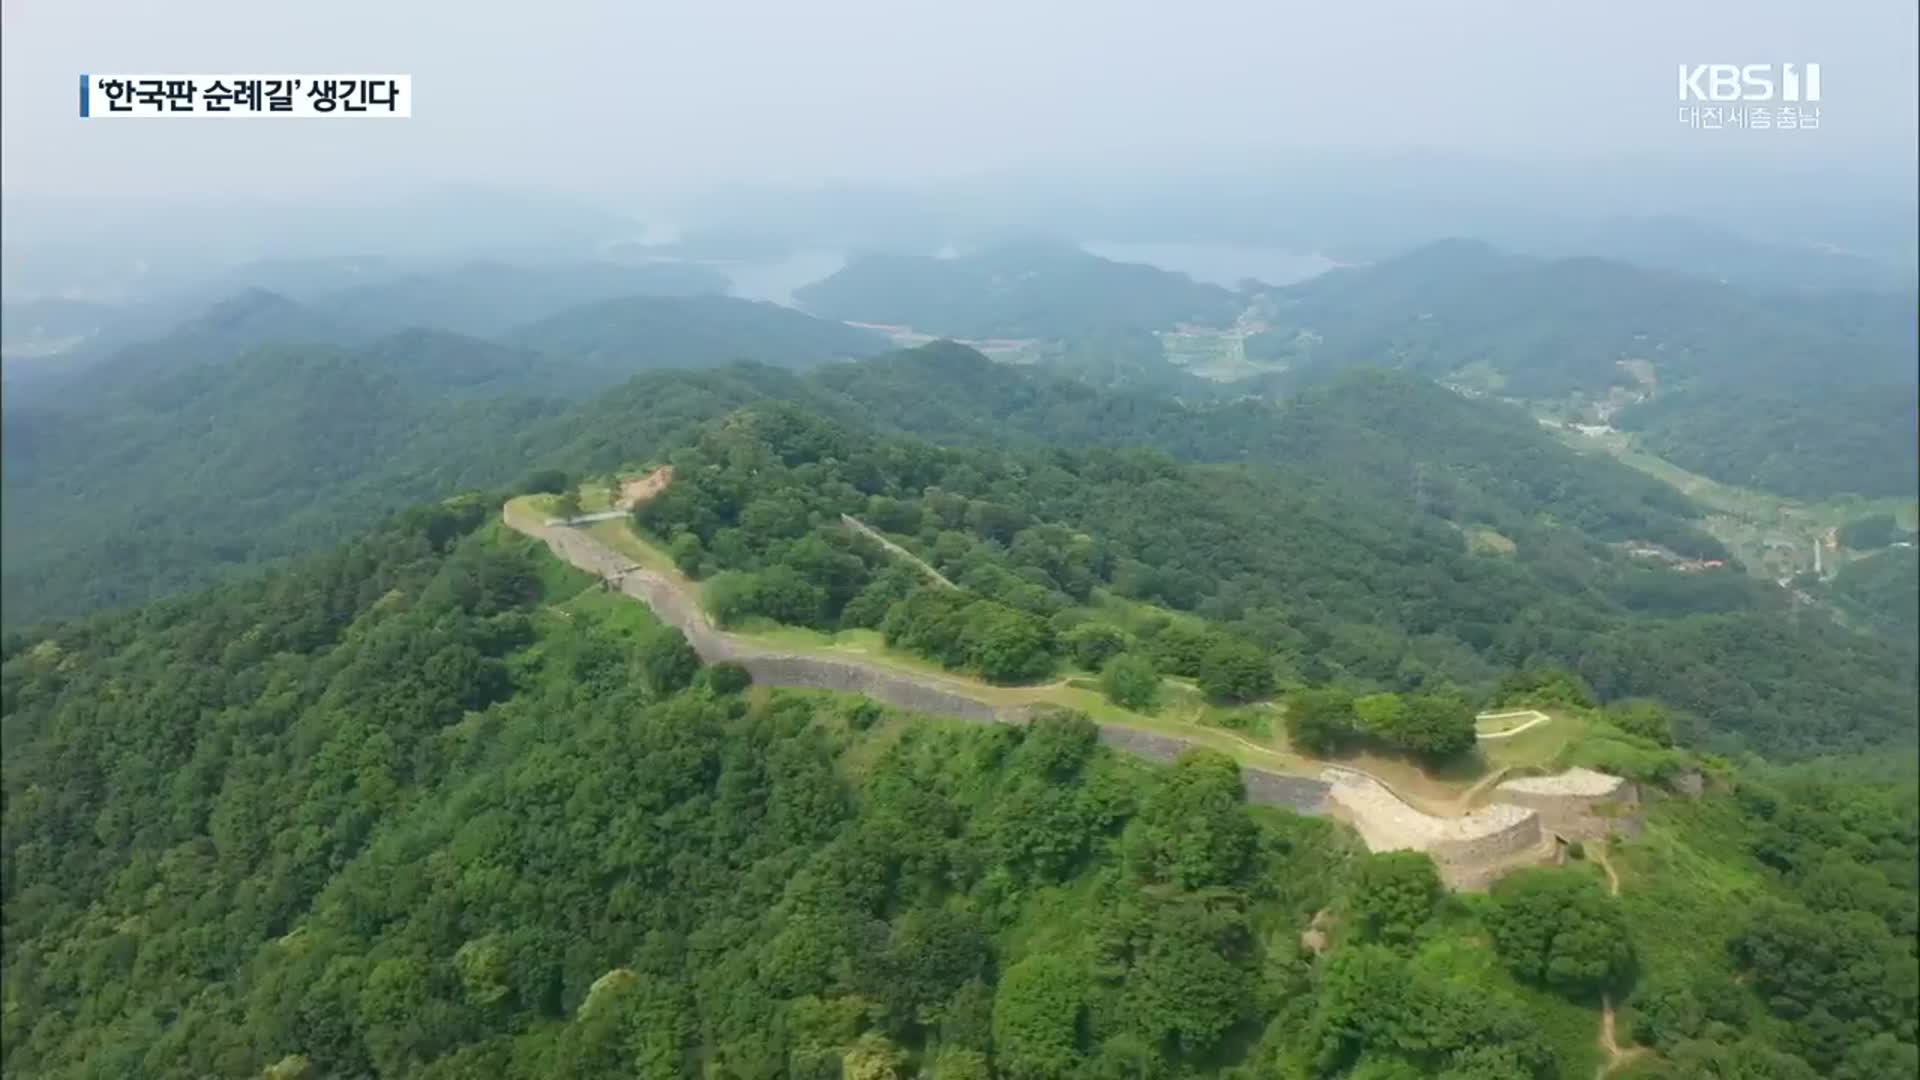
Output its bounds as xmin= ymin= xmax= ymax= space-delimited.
xmin=510 ymin=507 xmax=1632 ymax=886
xmin=1321 ymin=769 xmax=1553 ymax=890
xmin=1495 ymin=767 xmax=1644 ymax=842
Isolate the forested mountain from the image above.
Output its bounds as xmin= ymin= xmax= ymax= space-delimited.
xmin=7 ymin=333 xmax=1913 ymax=755
xmin=316 ymin=260 xmax=729 ymax=338
xmin=619 ymin=401 xmax=1914 ymax=758
xmin=0 ymin=296 xmax=121 ymax=360
xmin=1615 ymin=382 xmax=1919 ymax=499
xmin=1496 ymin=214 xmax=1917 ymax=295
xmin=1243 ymin=239 xmax=1918 ymax=501
xmin=1 ymin=259 xmax=734 ymax=397
xmin=0 ymin=304 xmax=870 ymax=626
xmin=1252 ymin=239 xmax=1917 ymax=397
xmin=794 ymin=240 xmax=1244 ymax=338
xmin=69 ymin=289 xmax=355 ymax=383
xmin=504 ymin=294 xmax=888 ymax=370
xmin=4 ymin=497 xmax=1913 ymax=1078
xmin=1828 ymin=545 xmax=1920 ymax=641
xmin=1 ymin=336 xmax=572 ymax=622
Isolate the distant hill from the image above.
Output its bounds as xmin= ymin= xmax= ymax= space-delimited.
xmin=0 ymin=296 xmax=119 ymax=352
xmin=1617 ymin=381 xmax=1920 ymax=499
xmin=53 ymin=289 xmax=355 ymax=389
xmin=1 ymin=334 xmax=571 ymax=622
xmin=314 ymin=259 xmax=730 ymax=338
xmin=794 ymin=240 xmax=1243 ymax=338
xmin=6 ymin=337 xmax=1912 ymax=759
xmin=504 ymin=293 xmax=889 ymax=372
xmin=1497 ymin=215 xmax=1918 ymax=295
xmin=1 ymin=258 xmax=740 ymax=398
xmin=1829 ymin=545 xmax=1920 ymax=642
xmin=1251 ymin=239 xmax=1917 ymax=396
xmin=2 ymin=337 xmax=1712 ymax=627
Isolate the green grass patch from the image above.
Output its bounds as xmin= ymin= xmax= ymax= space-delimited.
xmin=1610 ymin=800 xmax=1773 ymax=984
xmin=1464 ymin=525 xmax=1518 ymax=555
xmin=1484 ymin=711 xmax=1583 ymax=774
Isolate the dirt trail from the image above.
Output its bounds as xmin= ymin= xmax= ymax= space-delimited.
xmin=1591 ymin=846 xmax=1642 ymax=1078
xmin=615 ymin=466 xmax=674 ymax=510
xmin=1449 ymin=765 xmax=1513 ymax=814
xmin=1475 ymin=709 xmax=1551 ymax=739
xmin=840 ymin=514 xmax=957 ymax=589
xmin=1594 ymin=847 xmax=1621 ymax=897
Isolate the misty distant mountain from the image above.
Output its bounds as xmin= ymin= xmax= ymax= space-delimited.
xmin=0 ymin=297 xmax=123 ymax=367
xmin=1252 ymin=239 xmax=1917 ymax=396
xmin=502 ymin=294 xmax=889 ymax=372
xmin=794 ymin=240 xmax=1244 ymax=339
xmin=34 ymin=289 xmax=356 ymax=392
xmin=0 ymin=259 xmax=739 ymax=395
xmin=0 ymin=332 xmax=576 ymax=621
xmin=315 ymin=259 xmax=730 ymax=338
xmin=1493 ymin=215 xmax=1918 ymax=295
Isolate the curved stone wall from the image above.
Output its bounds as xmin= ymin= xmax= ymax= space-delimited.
xmin=1495 ymin=768 xmax=1644 ymax=842
xmin=1321 ymin=769 xmax=1551 ymax=890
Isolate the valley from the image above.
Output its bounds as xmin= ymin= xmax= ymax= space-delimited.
xmin=1548 ymin=418 xmax=1919 ymax=583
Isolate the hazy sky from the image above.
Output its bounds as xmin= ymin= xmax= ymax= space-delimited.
xmin=3 ymin=0 xmax=1916 ymax=203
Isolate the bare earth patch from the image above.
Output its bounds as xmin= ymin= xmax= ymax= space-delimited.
xmin=615 ymin=466 xmax=674 ymax=510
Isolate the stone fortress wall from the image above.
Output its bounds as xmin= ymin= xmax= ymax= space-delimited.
xmin=514 ymin=507 xmax=1637 ymax=887
xmin=1321 ymin=768 xmax=1555 ymax=890
xmin=516 ymin=509 xmax=1343 ymax=813
xmin=1494 ymin=767 xmax=1644 ymax=842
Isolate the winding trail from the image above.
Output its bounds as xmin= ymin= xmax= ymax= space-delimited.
xmin=502 ymin=498 xmax=1337 ymax=813
xmin=840 ymin=514 xmax=957 ymax=589
xmin=1591 ymin=846 xmax=1643 ymax=1078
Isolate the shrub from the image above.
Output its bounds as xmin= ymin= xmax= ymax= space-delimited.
xmin=1197 ymin=637 xmax=1275 ymax=703
xmin=1101 ymin=653 xmax=1161 ymax=712
xmin=1065 ymin=622 xmax=1131 ymax=671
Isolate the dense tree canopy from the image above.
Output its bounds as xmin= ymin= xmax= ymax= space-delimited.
xmin=1486 ymin=869 xmax=1635 ymax=997
xmin=611 ymin=400 xmax=1913 ymax=758
xmin=2 ymin=494 xmax=1913 ymax=1077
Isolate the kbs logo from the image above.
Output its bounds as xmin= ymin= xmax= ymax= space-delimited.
xmin=1678 ymin=63 xmax=1821 ymax=102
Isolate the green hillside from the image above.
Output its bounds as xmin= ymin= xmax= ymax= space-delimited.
xmin=504 ymin=294 xmax=888 ymax=370
xmin=795 ymin=241 xmax=1243 ymax=339
xmin=315 ymin=259 xmax=730 ymax=338
xmin=1250 ymin=240 xmax=1916 ymax=398
xmin=4 ymin=503 xmax=1912 ymax=1078
xmin=1616 ymin=382 xmax=1918 ymax=499
xmin=6 ymin=343 xmax=1913 ymax=761
xmin=620 ymin=401 xmax=1909 ymax=758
